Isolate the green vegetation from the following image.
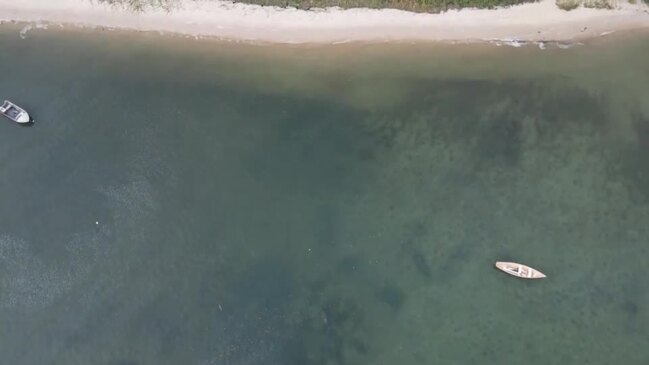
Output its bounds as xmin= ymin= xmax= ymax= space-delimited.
xmin=556 ymin=0 xmax=581 ymax=9
xmin=97 ymin=0 xmax=649 ymax=12
xmin=583 ymin=0 xmax=613 ymax=8
xmin=98 ymin=0 xmax=539 ymax=13
xmin=555 ymin=0 xmax=619 ymax=10
xmin=237 ymin=0 xmax=537 ymax=12
xmin=97 ymin=0 xmax=174 ymax=11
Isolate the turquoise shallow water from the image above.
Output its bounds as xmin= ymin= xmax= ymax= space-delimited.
xmin=1 ymin=26 xmax=648 ymax=365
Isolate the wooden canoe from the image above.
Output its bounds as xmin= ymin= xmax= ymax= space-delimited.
xmin=495 ymin=261 xmax=546 ymax=279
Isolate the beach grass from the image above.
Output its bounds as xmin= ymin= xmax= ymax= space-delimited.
xmin=97 ymin=0 xmax=175 ymax=11
xmin=583 ymin=0 xmax=613 ymax=8
xmin=238 ymin=0 xmax=537 ymax=12
xmin=556 ymin=0 xmax=581 ymax=9
xmin=555 ymin=0 xmax=621 ymax=10
xmin=97 ymin=0 xmax=538 ymax=12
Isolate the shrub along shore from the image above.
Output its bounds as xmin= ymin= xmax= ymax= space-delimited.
xmin=98 ymin=0 xmax=537 ymax=13
xmin=99 ymin=0 xmax=649 ymax=13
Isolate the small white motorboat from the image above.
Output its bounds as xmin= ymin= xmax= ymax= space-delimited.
xmin=1 ymin=100 xmax=32 ymax=124
xmin=495 ymin=261 xmax=546 ymax=279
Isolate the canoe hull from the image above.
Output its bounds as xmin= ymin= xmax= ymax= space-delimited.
xmin=495 ymin=261 xmax=546 ymax=279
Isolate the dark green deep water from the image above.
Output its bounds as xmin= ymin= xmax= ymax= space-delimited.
xmin=1 ymin=26 xmax=648 ymax=365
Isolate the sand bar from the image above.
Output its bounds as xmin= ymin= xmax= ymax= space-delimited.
xmin=1 ymin=0 xmax=648 ymax=43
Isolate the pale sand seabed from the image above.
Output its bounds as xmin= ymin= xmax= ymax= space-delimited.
xmin=0 ymin=0 xmax=648 ymax=43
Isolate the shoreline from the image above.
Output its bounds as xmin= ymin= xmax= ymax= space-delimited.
xmin=1 ymin=0 xmax=648 ymax=44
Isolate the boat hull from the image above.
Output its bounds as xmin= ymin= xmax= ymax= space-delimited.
xmin=1 ymin=100 xmax=32 ymax=124
xmin=495 ymin=261 xmax=546 ymax=279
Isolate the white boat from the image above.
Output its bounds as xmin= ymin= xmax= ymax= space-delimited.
xmin=1 ymin=100 xmax=32 ymax=124
xmin=495 ymin=261 xmax=546 ymax=279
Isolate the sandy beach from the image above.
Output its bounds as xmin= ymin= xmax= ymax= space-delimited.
xmin=0 ymin=0 xmax=648 ymax=43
